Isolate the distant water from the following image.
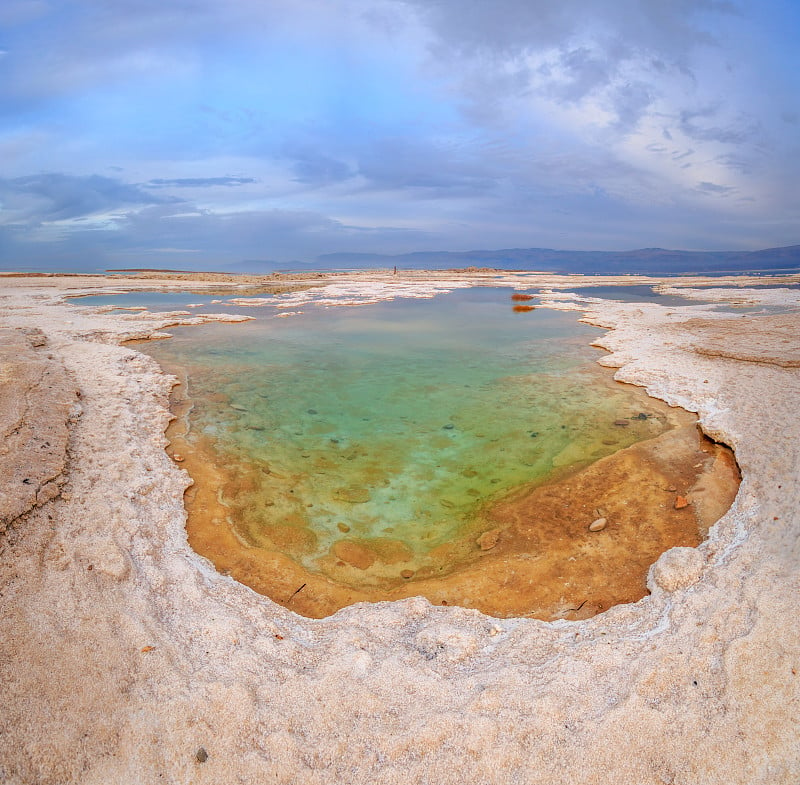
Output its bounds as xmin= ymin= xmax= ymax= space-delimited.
xmin=132 ymin=287 xmax=673 ymax=591
xmin=72 ymin=290 xmax=255 ymax=313
xmin=561 ymin=284 xmax=702 ymax=306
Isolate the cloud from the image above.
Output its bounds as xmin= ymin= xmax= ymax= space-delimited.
xmin=695 ymin=180 xmax=736 ymax=196
xmin=0 ymin=173 xmax=166 ymax=225
xmin=0 ymin=0 xmax=796 ymax=268
xmin=145 ymin=177 xmax=256 ymax=188
xmin=282 ymin=146 xmax=356 ymax=186
xmin=398 ymin=0 xmax=741 ymax=137
xmin=679 ymin=106 xmax=759 ymax=144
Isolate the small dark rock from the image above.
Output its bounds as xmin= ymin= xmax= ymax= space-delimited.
xmin=196 ymin=747 xmax=208 ymax=763
xmin=307 ymin=409 xmax=318 ymax=415
xmin=636 ymin=412 xmax=648 ymax=420
xmin=442 ymin=423 xmax=455 ymax=430
xmin=530 ymin=432 xmax=538 ymax=438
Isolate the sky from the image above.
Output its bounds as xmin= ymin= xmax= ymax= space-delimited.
xmin=0 ymin=0 xmax=798 ymax=271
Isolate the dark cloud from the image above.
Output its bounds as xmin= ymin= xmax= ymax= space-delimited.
xmin=0 ymin=173 xmax=166 ymax=224
xmin=610 ymin=81 xmax=654 ymax=132
xmin=408 ymin=0 xmax=728 ymax=58
xmin=282 ymin=146 xmax=355 ymax=186
xmin=0 ymin=191 xmax=437 ymax=270
xmin=145 ymin=177 xmax=256 ymax=188
xmin=713 ymin=153 xmax=752 ymax=175
xmin=404 ymin=0 xmax=736 ymax=133
xmin=695 ymin=181 xmax=736 ymax=196
xmin=545 ymin=47 xmax=612 ymax=104
xmin=679 ymin=107 xmax=759 ymax=144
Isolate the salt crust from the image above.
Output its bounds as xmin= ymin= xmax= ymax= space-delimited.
xmin=0 ymin=271 xmax=799 ymax=784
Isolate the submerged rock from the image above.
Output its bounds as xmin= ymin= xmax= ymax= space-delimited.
xmin=333 ymin=487 xmax=371 ymax=504
xmin=476 ymin=528 xmax=502 ymax=551
xmin=588 ymin=517 xmax=607 ymax=532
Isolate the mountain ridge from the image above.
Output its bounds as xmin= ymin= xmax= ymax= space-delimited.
xmin=310 ymin=244 xmax=800 ymax=275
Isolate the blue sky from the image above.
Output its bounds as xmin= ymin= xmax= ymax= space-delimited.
xmin=0 ymin=0 xmax=798 ymax=270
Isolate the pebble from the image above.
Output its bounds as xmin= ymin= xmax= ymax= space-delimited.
xmin=588 ymin=517 xmax=607 ymax=532
xmin=337 ymin=523 xmax=350 ymax=533
xmin=172 ymin=453 xmax=185 ymax=462
xmin=196 ymin=747 xmax=208 ymax=764
xmin=613 ymin=419 xmax=630 ymax=427
xmin=400 ymin=569 xmax=415 ymax=579
xmin=334 ymin=487 xmax=371 ymax=504
xmin=674 ymin=495 xmax=690 ymax=510
xmin=477 ymin=528 xmax=501 ymax=550
xmin=442 ymin=423 xmax=455 ymax=430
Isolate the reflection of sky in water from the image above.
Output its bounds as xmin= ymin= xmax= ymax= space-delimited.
xmin=561 ymin=284 xmax=701 ymax=306
xmin=138 ymin=288 xmax=673 ymax=578
xmin=71 ymin=290 xmax=257 ymax=314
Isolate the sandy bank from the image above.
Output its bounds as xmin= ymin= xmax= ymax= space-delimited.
xmin=0 ymin=271 xmax=798 ymax=784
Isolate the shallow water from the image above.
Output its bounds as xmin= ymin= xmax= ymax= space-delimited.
xmin=131 ymin=287 xmax=739 ymax=617
xmin=562 ymin=284 xmax=703 ymax=306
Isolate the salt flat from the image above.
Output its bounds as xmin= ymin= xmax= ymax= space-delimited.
xmin=0 ymin=270 xmax=798 ymax=785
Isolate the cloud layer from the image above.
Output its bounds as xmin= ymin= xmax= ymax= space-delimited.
xmin=0 ymin=0 xmax=797 ymax=269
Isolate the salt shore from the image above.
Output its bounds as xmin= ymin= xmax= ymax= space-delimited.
xmin=0 ymin=270 xmax=799 ymax=784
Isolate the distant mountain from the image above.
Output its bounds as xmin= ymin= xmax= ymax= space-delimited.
xmin=314 ymin=244 xmax=800 ymax=275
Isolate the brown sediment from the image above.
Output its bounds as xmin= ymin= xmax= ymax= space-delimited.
xmin=512 ymin=304 xmax=536 ymax=312
xmin=168 ymin=379 xmax=740 ymax=620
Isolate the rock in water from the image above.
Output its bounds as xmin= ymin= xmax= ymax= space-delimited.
xmin=334 ymin=487 xmax=371 ymax=504
xmin=476 ymin=528 xmax=501 ymax=550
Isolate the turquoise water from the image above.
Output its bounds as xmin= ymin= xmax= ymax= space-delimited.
xmin=136 ymin=287 xmax=669 ymax=586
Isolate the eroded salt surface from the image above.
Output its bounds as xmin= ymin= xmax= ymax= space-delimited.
xmin=0 ymin=272 xmax=798 ymax=785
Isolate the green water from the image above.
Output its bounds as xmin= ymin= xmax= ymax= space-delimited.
xmin=141 ymin=288 xmax=667 ymax=581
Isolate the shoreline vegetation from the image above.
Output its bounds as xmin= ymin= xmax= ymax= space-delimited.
xmin=1 ymin=269 xmax=799 ymax=783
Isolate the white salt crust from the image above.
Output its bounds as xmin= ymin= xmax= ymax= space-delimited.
xmin=0 ymin=271 xmax=798 ymax=785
